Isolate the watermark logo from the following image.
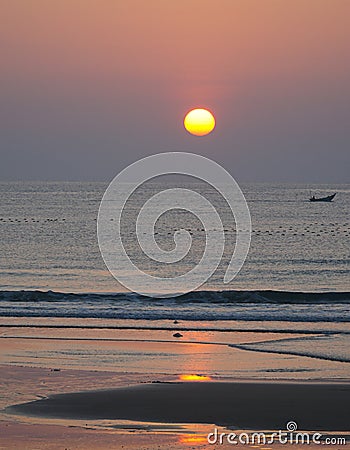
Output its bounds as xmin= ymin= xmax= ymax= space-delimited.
xmin=207 ymin=421 xmax=347 ymax=446
xmin=286 ymin=420 xmax=298 ymax=432
xmin=97 ymin=152 xmax=251 ymax=298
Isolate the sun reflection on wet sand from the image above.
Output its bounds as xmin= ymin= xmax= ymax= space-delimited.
xmin=179 ymin=374 xmax=212 ymax=381
xmin=179 ymin=434 xmax=208 ymax=444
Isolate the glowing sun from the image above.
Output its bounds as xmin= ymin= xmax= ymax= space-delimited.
xmin=184 ymin=108 xmax=215 ymax=136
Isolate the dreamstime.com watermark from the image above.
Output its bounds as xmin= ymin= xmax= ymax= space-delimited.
xmin=207 ymin=421 xmax=347 ymax=446
xmin=97 ymin=152 xmax=251 ymax=298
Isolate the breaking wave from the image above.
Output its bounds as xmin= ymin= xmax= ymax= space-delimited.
xmin=1 ymin=289 xmax=349 ymax=304
xmin=0 ymin=289 xmax=349 ymax=322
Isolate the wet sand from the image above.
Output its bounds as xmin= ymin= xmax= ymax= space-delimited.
xmin=1 ymin=322 xmax=349 ymax=448
xmin=0 ymin=421 xmax=183 ymax=450
xmin=7 ymin=381 xmax=350 ymax=431
xmin=3 ymin=422 xmax=346 ymax=450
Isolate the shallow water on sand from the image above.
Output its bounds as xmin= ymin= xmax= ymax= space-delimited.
xmin=0 ymin=318 xmax=349 ymax=380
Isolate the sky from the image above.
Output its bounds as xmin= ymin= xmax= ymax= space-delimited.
xmin=1 ymin=0 xmax=349 ymax=182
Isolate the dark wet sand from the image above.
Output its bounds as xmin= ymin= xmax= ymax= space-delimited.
xmin=8 ymin=381 xmax=350 ymax=431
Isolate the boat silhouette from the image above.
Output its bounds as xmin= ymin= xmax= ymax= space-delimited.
xmin=309 ymin=193 xmax=336 ymax=202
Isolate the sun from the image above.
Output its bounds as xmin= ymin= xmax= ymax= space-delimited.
xmin=183 ymin=108 xmax=215 ymax=136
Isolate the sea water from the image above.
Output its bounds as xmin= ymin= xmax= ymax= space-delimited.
xmin=0 ymin=181 xmax=349 ymax=366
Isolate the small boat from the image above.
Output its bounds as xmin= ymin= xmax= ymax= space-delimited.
xmin=309 ymin=193 xmax=336 ymax=202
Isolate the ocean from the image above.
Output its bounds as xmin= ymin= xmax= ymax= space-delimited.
xmin=0 ymin=181 xmax=349 ymax=371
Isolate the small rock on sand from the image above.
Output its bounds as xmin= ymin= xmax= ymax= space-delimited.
xmin=173 ymin=332 xmax=183 ymax=338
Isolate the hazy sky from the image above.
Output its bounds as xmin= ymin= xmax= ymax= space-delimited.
xmin=1 ymin=0 xmax=349 ymax=182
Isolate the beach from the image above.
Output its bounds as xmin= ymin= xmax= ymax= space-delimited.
xmin=0 ymin=317 xmax=349 ymax=449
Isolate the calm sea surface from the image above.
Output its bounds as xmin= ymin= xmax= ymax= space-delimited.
xmin=1 ymin=181 xmax=348 ymax=293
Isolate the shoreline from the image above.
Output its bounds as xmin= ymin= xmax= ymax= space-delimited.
xmin=1 ymin=319 xmax=349 ymax=448
xmin=1 ymin=346 xmax=350 ymax=450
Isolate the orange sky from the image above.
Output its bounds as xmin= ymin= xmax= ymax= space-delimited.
xmin=1 ymin=0 xmax=349 ymax=181
xmin=3 ymin=1 xmax=349 ymax=87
